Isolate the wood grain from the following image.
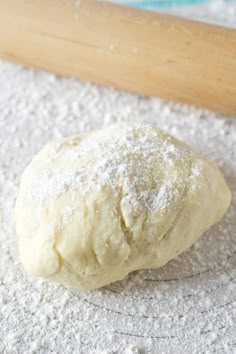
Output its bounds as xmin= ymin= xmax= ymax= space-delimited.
xmin=0 ymin=0 xmax=236 ymax=115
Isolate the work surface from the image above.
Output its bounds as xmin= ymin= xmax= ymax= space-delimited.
xmin=2 ymin=6 xmax=236 ymax=354
xmin=1 ymin=2 xmax=236 ymax=350
xmin=0 ymin=60 xmax=236 ymax=354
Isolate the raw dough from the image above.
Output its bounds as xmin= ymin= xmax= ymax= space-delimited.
xmin=15 ymin=124 xmax=231 ymax=290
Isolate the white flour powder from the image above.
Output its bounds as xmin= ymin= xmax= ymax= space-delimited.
xmin=0 ymin=59 xmax=236 ymax=353
xmin=21 ymin=124 xmax=193 ymax=215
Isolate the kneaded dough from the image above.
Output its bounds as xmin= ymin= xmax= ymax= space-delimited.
xmin=16 ymin=124 xmax=231 ymax=290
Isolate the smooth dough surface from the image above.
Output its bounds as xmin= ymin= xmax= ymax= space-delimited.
xmin=15 ymin=124 xmax=231 ymax=290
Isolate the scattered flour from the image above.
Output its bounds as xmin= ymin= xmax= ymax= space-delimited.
xmin=22 ymin=124 xmax=193 ymax=216
xmin=0 ymin=6 xmax=236 ymax=351
xmin=125 ymin=345 xmax=142 ymax=354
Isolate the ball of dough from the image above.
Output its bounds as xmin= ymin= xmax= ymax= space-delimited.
xmin=16 ymin=124 xmax=231 ymax=290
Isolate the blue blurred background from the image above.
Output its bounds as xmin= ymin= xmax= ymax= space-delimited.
xmin=103 ymin=0 xmax=236 ymax=27
xmin=106 ymin=0 xmax=235 ymax=8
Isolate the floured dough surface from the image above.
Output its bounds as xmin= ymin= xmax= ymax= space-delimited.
xmin=15 ymin=124 xmax=231 ymax=290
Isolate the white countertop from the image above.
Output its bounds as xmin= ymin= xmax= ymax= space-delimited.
xmin=0 ymin=5 xmax=236 ymax=352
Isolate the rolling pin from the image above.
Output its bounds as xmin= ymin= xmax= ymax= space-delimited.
xmin=0 ymin=0 xmax=236 ymax=115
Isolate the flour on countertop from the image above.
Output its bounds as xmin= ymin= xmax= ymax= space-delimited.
xmin=0 ymin=57 xmax=236 ymax=354
xmin=125 ymin=345 xmax=142 ymax=354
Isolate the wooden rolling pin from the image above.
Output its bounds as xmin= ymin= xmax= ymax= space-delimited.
xmin=0 ymin=0 xmax=236 ymax=115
